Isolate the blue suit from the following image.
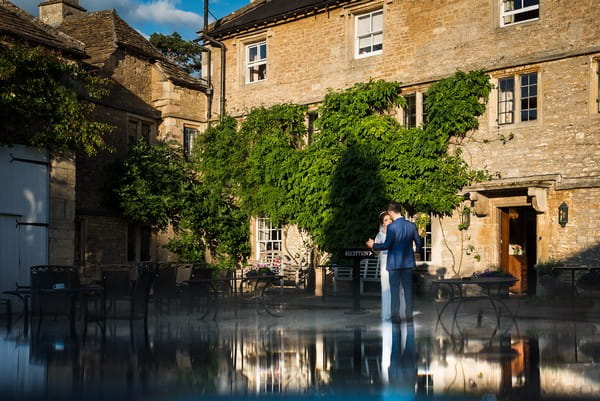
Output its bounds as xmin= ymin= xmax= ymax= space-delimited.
xmin=373 ymin=218 xmax=422 ymax=320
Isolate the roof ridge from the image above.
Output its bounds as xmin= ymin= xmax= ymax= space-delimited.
xmin=0 ymin=0 xmax=86 ymax=55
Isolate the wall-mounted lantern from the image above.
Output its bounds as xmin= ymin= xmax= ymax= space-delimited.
xmin=459 ymin=206 xmax=471 ymax=230
xmin=558 ymin=202 xmax=568 ymax=227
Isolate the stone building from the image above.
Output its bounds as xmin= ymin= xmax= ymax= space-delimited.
xmin=0 ymin=0 xmax=92 ymax=293
xmin=38 ymin=0 xmax=208 ymax=266
xmin=0 ymin=0 xmax=208 ymax=293
xmin=204 ymin=0 xmax=600 ymax=292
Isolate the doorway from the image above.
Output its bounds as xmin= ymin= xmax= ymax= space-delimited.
xmin=500 ymin=207 xmax=537 ymax=294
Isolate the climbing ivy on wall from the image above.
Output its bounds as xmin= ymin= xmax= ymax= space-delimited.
xmin=195 ymin=70 xmax=492 ymax=255
xmin=0 ymin=41 xmax=113 ymax=156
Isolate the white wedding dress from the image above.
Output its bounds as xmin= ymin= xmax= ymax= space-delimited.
xmin=375 ymin=230 xmax=391 ymax=320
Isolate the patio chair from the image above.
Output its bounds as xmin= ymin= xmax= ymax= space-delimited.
xmin=102 ymin=263 xmax=156 ymax=324
xmin=152 ymin=263 xmax=180 ymax=313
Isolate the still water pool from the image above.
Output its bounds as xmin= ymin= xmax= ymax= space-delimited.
xmin=0 ymin=300 xmax=599 ymax=401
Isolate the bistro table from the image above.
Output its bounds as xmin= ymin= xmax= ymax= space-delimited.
xmin=431 ymin=276 xmax=518 ymax=333
xmin=4 ymin=285 xmax=104 ymax=335
xmin=551 ymin=265 xmax=600 ymax=293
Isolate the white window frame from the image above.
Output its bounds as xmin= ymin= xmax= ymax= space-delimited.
xmin=400 ymin=90 xmax=429 ymax=128
xmin=496 ymin=72 xmax=538 ymax=125
xmin=500 ymin=0 xmax=539 ymax=27
xmin=256 ymin=218 xmax=282 ymax=260
xmin=246 ymin=40 xmax=267 ymax=84
xmin=498 ymin=76 xmax=515 ymax=125
xmin=354 ymin=9 xmax=383 ymax=59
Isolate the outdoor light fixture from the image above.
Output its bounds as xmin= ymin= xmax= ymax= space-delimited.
xmin=558 ymin=202 xmax=568 ymax=227
xmin=459 ymin=206 xmax=471 ymax=230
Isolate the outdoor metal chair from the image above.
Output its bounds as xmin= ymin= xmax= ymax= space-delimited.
xmin=102 ymin=263 xmax=156 ymax=324
xmin=152 ymin=263 xmax=180 ymax=313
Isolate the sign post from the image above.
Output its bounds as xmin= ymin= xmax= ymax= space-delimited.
xmin=339 ymin=248 xmax=373 ymax=314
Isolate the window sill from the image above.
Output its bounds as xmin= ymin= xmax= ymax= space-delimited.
xmin=354 ymin=51 xmax=382 ymax=61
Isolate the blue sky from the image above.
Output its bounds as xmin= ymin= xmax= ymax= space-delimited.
xmin=12 ymin=0 xmax=250 ymax=40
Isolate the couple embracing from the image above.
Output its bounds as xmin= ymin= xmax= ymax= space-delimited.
xmin=366 ymin=201 xmax=423 ymax=324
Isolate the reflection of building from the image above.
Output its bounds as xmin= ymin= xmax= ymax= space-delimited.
xmin=204 ymin=0 xmax=600 ymax=293
xmin=3 ymin=320 xmax=600 ymax=398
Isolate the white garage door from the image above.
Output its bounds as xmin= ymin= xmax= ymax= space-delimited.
xmin=0 ymin=145 xmax=49 ymax=294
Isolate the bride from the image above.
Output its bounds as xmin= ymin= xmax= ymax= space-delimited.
xmin=374 ymin=211 xmax=393 ymax=320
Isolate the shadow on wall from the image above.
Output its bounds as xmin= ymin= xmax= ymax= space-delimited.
xmin=324 ymin=142 xmax=386 ymax=255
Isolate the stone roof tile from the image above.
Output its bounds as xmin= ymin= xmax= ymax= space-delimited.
xmin=0 ymin=0 xmax=86 ymax=57
xmin=156 ymin=60 xmax=208 ymax=90
xmin=59 ymin=9 xmax=162 ymax=65
xmin=209 ymin=0 xmax=350 ymax=38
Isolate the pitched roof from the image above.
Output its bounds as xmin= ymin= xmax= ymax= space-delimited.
xmin=59 ymin=9 xmax=206 ymax=90
xmin=59 ymin=9 xmax=163 ymax=66
xmin=156 ymin=60 xmax=208 ymax=90
xmin=208 ymin=0 xmax=351 ymax=39
xmin=0 ymin=0 xmax=86 ymax=57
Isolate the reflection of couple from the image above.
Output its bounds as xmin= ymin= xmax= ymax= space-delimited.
xmin=381 ymin=321 xmax=416 ymax=390
xmin=367 ymin=201 xmax=422 ymax=323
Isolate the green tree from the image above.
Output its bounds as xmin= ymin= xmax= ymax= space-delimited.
xmin=0 ymin=41 xmax=113 ymax=156
xmin=113 ymin=137 xmax=251 ymax=265
xmin=149 ymin=32 xmax=203 ymax=75
xmin=112 ymin=141 xmax=197 ymax=231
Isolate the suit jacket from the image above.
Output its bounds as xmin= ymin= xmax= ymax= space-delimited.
xmin=373 ymin=217 xmax=422 ymax=270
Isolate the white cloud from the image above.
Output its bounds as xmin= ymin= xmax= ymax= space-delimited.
xmin=131 ymin=0 xmax=202 ymax=28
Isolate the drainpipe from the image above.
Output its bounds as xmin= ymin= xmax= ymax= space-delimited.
xmin=196 ymin=0 xmax=226 ymax=122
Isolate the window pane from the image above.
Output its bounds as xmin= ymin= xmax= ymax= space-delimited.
xmin=259 ymin=43 xmax=267 ymax=60
xmin=515 ymin=9 xmax=539 ymax=22
xmin=404 ymin=94 xmax=417 ymax=128
xmin=248 ymin=45 xmax=258 ymax=62
xmin=520 ymin=73 xmax=537 ymax=121
xmin=373 ymin=33 xmax=383 ymax=51
xmin=372 ymin=11 xmax=383 ymax=32
xmin=358 ymin=36 xmax=371 ymax=54
xmin=357 ymin=15 xmax=370 ymax=36
xmin=524 ymin=0 xmax=539 ymax=7
xmin=498 ymin=77 xmax=515 ymax=125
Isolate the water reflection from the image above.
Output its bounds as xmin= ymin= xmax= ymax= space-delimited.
xmin=0 ymin=314 xmax=599 ymax=400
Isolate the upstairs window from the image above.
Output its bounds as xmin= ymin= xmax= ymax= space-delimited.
xmin=500 ymin=0 xmax=539 ymax=27
xmin=246 ymin=41 xmax=267 ymax=83
xmin=355 ymin=9 xmax=383 ymax=58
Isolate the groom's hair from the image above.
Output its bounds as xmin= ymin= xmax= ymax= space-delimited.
xmin=387 ymin=201 xmax=402 ymax=214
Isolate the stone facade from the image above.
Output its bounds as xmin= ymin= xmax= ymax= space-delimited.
xmin=48 ymin=157 xmax=76 ymax=265
xmin=207 ymin=0 xmax=600 ymax=288
xmin=37 ymin=1 xmax=209 ymax=266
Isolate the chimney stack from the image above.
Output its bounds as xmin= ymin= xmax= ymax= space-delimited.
xmin=39 ymin=0 xmax=86 ymax=27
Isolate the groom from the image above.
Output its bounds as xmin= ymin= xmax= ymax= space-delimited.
xmin=367 ymin=201 xmax=422 ymax=323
